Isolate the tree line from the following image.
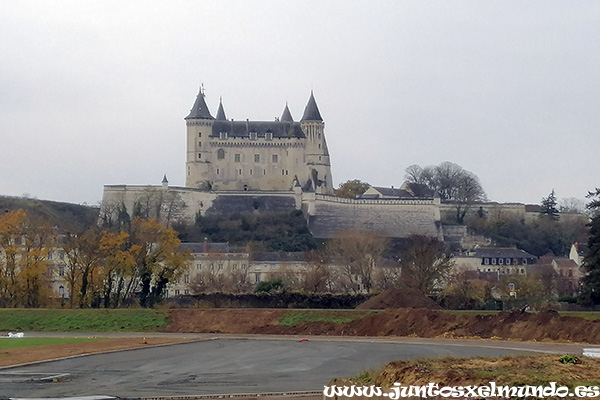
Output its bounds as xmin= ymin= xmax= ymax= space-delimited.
xmin=0 ymin=209 xmax=189 ymax=308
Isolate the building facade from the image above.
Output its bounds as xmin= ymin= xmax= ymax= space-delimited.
xmin=185 ymin=89 xmax=333 ymax=194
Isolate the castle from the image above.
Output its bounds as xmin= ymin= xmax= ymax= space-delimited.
xmin=185 ymin=89 xmax=333 ymax=194
xmin=100 ymin=87 xmax=444 ymax=240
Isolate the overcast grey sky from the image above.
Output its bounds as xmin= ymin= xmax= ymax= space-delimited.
xmin=2 ymin=1 xmax=599 ymax=206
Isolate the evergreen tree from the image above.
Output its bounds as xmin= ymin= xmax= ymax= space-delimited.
xmin=540 ymin=189 xmax=560 ymax=220
xmin=581 ymin=188 xmax=600 ymax=304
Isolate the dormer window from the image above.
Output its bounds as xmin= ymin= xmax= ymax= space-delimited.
xmin=219 ymin=131 xmax=228 ymax=140
xmin=265 ymin=132 xmax=273 ymax=140
xmin=249 ymin=132 xmax=257 ymax=140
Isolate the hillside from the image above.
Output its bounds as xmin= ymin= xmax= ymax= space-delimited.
xmin=0 ymin=195 xmax=99 ymax=230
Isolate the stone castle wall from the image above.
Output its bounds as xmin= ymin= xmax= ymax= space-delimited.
xmin=100 ymin=185 xmax=443 ymax=239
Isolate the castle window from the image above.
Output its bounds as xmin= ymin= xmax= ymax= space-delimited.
xmin=184 ymin=289 xmax=189 ymax=295
xmin=238 ymin=169 xmax=242 ymax=174
xmin=491 ymin=258 xmax=496 ymax=265
xmin=196 ymin=264 xmax=202 ymax=270
xmin=263 ymin=169 xmax=266 ymax=175
xmin=59 ymin=266 xmax=65 ymax=276
xmin=249 ymin=132 xmax=257 ymax=140
xmin=265 ymin=132 xmax=273 ymax=140
xmin=198 ymin=153 xmax=201 ymax=159
xmin=217 ymin=149 xmax=225 ymax=159
xmin=198 ymin=142 xmax=201 ymax=147
xmin=234 ymin=154 xmax=241 ymax=162
xmin=216 ymin=168 xmax=220 ymax=175
xmin=250 ymin=169 xmax=253 ymax=175
xmin=219 ymin=131 xmax=228 ymax=140
xmin=254 ymin=154 xmax=260 ymax=163
xmin=272 ymin=154 xmax=278 ymax=163
xmin=506 ymin=258 xmax=511 ymax=265
xmin=198 ymin=132 xmax=202 ymax=138
xmin=499 ymin=258 xmax=504 ymax=265
xmin=184 ymin=275 xmax=190 ymax=284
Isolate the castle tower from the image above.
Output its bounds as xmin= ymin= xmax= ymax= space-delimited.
xmin=301 ymin=92 xmax=333 ymax=194
xmin=185 ymin=87 xmax=215 ymax=189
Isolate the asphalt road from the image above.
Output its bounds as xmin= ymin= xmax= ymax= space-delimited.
xmin=0 ymin=337 xmax=546 ymax=399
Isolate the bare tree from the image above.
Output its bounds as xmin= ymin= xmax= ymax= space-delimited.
xmin=400 ymin=234 xmax=454 ymax=294
xmin=324 ymin=231 xmax=389 ymax=293
xmin=405 ymin=161 xmax=486 ymax=223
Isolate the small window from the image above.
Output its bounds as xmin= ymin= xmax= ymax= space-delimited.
xmin=59 ymin=251 xmax=64 ymax=260
xmin=491 ymin=258 xmax=496 ymax=265
xmin=219 ymin=131 xmax=228 ymax=140
xmin=233 ymin=264 xmax=238 ymax=270
xmin=249 ymin=132 xmax=257 ymax=140
xmin=217 ymin=149 xmax=225 ymax=159
xmin=198 ymin=142 xmax=201 ymax=147
xmin=254 ymin=154 xmax=260 ymax=163
xmin=196 ymin=264 xmax=202 ymax=270
xmin=175 ymin=289 xmax=180 ymax=295
xmin=499 ymin=258 xmax=504 ymax=265
xmin=198 ymin=153 xmax=201 ymax=159
xmin=198 ymin=132 xmax=202 ymax=138
xmin=506 ymin=258 xmax=511 ymax=265
xmin=59 ymin=266 xmax=65 ymax=277
xmin=483 ymin=258 xmax=489 ymax=265
xmin=216 ymin=168 xmax=220 ymax=175
xmin=250 ymin=169 xmax=253 ymax=175
xmin=242 ymin=264 xmax=247 ymax=269
xmin=184 ymin=275 xmax=190 ymax=284
xmin=48 ymin=251 xmax=53 ymax=260
xmin=255 ymin=273 xmax=261 ymax=283
xmin=184 ymin=289 xmax=190 ymax=295
xmin=522 ymin=259 xmax=528 ymax=265
xmin=272 ymin=154 xmax=278 ymax=163
xmin=265 ymin=132 xmax=273 ymax=140
xmin=234 ymin=154 xmax=241 ymax=162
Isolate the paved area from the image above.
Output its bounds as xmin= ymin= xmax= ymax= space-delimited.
xmin=0 ymin=337 xmax=552 ymax=399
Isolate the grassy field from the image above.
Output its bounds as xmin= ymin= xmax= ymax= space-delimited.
xmin=278 ymin=309 xmax=378 ymax=326
xmin=0 ymin=309 xmax=170 ymax=332
xmin=0 ymin=337 xmax=101 ymax=350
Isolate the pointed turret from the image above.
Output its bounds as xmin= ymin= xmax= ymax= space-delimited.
xmin=281 ymin=103 xmax=294 ymax=122
xmin=216 ymin=97 xmax=227 ymax=120
xmin=185 ymin=86 xmax=214 ymax=120
xmin=301 ymin=91 xmax=323 ymax=121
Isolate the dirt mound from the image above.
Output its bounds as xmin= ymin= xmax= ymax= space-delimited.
xmin=165 ymin=308 xmax=287 ymax=334
xmin=356 ymin=288 xmax=441 ymax=309
xmin=165 ymin=308 xmax=600 ymax=344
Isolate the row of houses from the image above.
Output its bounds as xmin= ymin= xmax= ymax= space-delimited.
xmin=41 ymin=236 xmax=586 ymax=299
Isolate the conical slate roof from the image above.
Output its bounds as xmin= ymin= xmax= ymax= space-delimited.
xmin=301 ymin=91 xmax=323 ymax=121
xmin=216 ymin=97 xmax=227 ymax=120
xmin=185 ymin=87 xmax=214 ymax=120
xmin=280 ymin=103 xmax=294 ymax=122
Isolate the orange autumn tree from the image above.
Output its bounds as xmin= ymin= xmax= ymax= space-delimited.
xmin=128 ymin=217 xmax=191 ymax=307
xmin=0 ymin=209 xmax=53 ymax=307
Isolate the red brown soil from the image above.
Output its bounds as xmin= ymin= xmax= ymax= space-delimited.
xmin=0 ymin=337 xmax=193 ymax=368
xmin=356 ymin=288 xmax=441 ymax=310
xmin=166 ymin=308 xmax=600 ymax=344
